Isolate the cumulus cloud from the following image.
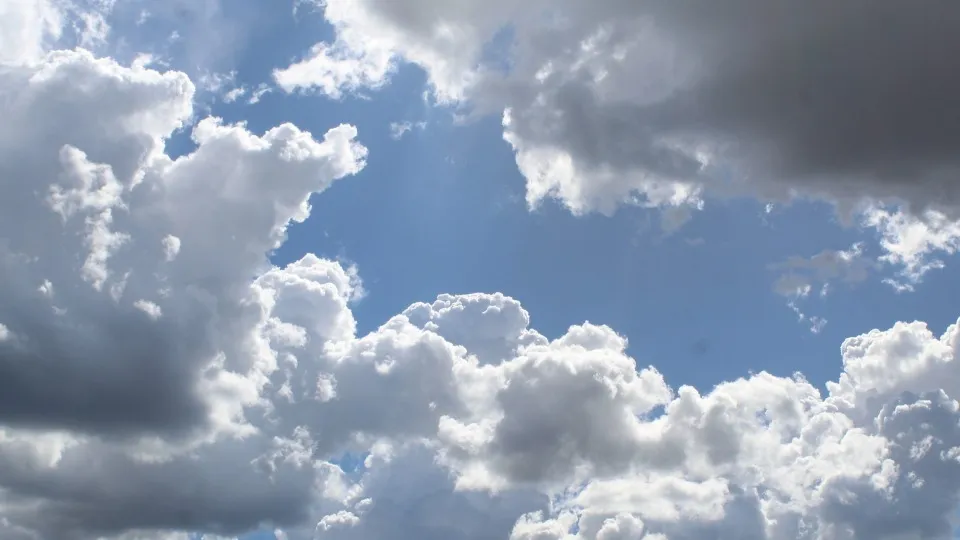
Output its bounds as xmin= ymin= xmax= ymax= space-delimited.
xmin=0 ymin=48 xmax=366 ymax=439
xmin=0 ymin=45 xmax=366 ymax=538
xmin=278 ymin=0 xmax=960 ymax=224
xmin=266 ymin=302 xmax=960 ymax=540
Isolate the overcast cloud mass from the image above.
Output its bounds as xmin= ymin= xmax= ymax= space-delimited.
xmin=3 ymin=0 xmax=960 ymax=539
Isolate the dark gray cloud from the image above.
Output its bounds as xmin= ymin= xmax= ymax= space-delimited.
xmin=0 ymin=441 xmax=313 ymax=539
xmin=509 ymin=0 xmax=960 ymax=212
xmin=0 ymin=307 xmax=208 ymax=436
xmin=643 ymin=0 xmax=960 ymax=205
xmin=287 ymin=0 xmax=960 ymax=215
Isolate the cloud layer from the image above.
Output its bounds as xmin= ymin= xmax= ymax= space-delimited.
xmin=4 ymin=47 xmax=960 ymax=540
xmin=4 ymin=2 xmax=960 ymax=540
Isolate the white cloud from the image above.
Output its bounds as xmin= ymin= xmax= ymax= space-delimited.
xmin=0 ymin=46 xmax=368 ymax=538
xmin=402 ymin=292 xmax=545 ymax=365
xmin=275 ymin=34 xmax=396 ymax=99
xmin=388 ymin=121 xmax=426 ymax=140
xmin=197 ymin=70 xmax=237 ymax=94
xmin=133 ymin=299 xmax=162 ymax=319
xmin=0 ymin=0 xmax=118 ymax=66
xmin=272 ymin=311 xmax=960 ymax=540
xmin=221 ymin=82 xmax=273 ymax=105
xmin=222 ymin=85 xmax=247 ymax=103
xmin=247 ymin=83 xmax=273 ymax=104
xmin=865 ymin=206 xmax=960 ymax=292
xmin=0 ymin=0 xmax=66 ymax=65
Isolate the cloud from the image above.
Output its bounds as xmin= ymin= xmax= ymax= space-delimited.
xmin=772 ymin=243 xmax=873 ymax=300
xmin=865 ymin=206 xmax=960 ymax=292
xmin=388 ymin=121 xmax=426 ymax=140
xmin=0 ymin=44 xmax=371 ymax=538
xmin=0 ymin=0 xmax=114 ymax=66
xmin=0 ymin=48 xmax=366 ymax=441
xmin=770 ymin=243 xmax=874 ymax=332
xmin=0 ymin=0 xmax=63 ymax=65
xmin=279 ymin=0 xmax=960 ymax=222
xmin=274 ymin=19 xmax=397 ymax=100
xmin=402 ymin=293 xmax=546 ymax=365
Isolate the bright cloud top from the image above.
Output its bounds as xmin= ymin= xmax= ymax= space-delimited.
xmin=3 ymin=1 xmax=960 ymax=540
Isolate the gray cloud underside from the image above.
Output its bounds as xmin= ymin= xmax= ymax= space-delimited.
xmin=287 ymin=0 xmax=960 ymax=214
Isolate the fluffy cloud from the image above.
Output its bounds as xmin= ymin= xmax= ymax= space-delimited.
xmin=865 ymin=207 xmax=960 ymax=292
xmin=266 ymin=300 xmax=960 ymax=540
xmin=0 ymin=45 xmax=367 ymax=538
xmin=278 ymin=1 xmax=960 ymax=223
xmin=0 ymin=48 xmax=365 ymax=440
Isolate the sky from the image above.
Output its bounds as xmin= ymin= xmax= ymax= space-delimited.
xmin=2 ymin=1 xmax=960 ymax=539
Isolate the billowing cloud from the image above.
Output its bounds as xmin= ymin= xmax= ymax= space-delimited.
xmin=0 ymin=48 xmax=366 ymax=439
xmin=0 ymin=45 xmax=366 ymax=538
xmin=278 ymin=0 xmax=960 ymax=222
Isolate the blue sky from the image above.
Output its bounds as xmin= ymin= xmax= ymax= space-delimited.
xmin=4 ymin=2 xmax=960 ymax=539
